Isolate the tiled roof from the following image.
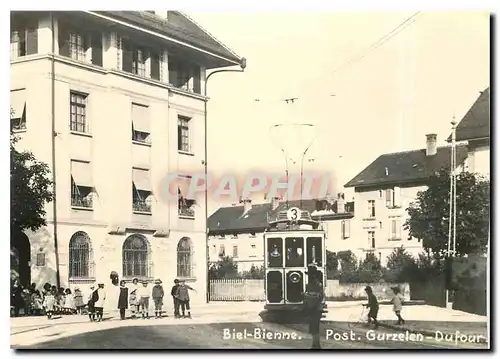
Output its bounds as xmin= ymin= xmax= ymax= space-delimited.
xmin=448 ymin=87 xmax=490 ymax=142
xmin=344 ymin=145 xmax=469 ymax=189
xmin=97 ymin=11 xmax=242 ymax=67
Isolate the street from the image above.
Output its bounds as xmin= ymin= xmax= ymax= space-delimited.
xmin=12 ymin=316 xmax=488 ymax=350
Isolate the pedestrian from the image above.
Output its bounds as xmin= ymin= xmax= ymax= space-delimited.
xmin=171 ymin=279 xmax=181 ymax=318
xmin=74 ymin=287 xmax=85 ymax=314
xmin=21 ymin=286 xmax=31 ymax=316
xmin=64 ymin=288 xmax=75 ymax=314
xmin=152 ymin=278 xmax=164 ymax=319
xmin=303 ymin=265 xmax=324 ymax=349
xmin=128 ymin=277 xmax=140 ymax=318
xmin=31 ymin=290 xmax=43 ymax=316
xmin=137 ymin=281 xmax=151 ymax=319
xmin=42 ymin=289 xmax=56 ymax=319
xmin=363 ymin=286 xmax=379 ymax=329
xmin=12 ymin=281 xmax=23 ymax=317
xmin=175 ymin=280 xmax=195 ymax=319
xmin=87 ymin=285 xmax=96 ymax=321
xmin=56 ymin=287 xmax=66 ymax=315
xmin=94 ymin=282 xmax=106 ymax=322
xmin=391 ymin=286 xmax=405 ymax=325
xmin=118 ymin=280 xmax=129 ymax=320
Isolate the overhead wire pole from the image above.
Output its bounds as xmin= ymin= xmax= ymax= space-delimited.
xmin=204 ymin=58 xmax=246 ymax=304
xmin=446 ymin=119 xmax=457 ymax=307
xmin=299 ymin=125 xmax=317 ymax=209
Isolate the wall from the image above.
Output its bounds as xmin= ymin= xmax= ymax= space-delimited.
xmin=208 ymin=232 xmax=264 ymax=271
xmin=208 ymin=279 xmax=410 ymax=301
xmin=466 ymin=145 xmax=490 ymax=178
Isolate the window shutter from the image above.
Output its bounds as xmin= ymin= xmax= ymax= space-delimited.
xmin=391 ymin=220 xmax=395 ymax=239
xmin=192 ymin=66 xmax=201 ymax=94
xmin=341 ymin=220 xmax=345 ymax=239
xmin=26 ymin=27 xmax=38 ymax=55
xmin=59 ymin=28 xmax=70 ymax=57
xmin=169 ymin=60 xmax=178 ymax=86
xmin=91 ymin=32 xmax=103 ymax=66
xmin=386 ymin=189 xmax=393 ymax=207
xmin=396 ymin=220 xmax=401 ymax=239
xmin=394 ymin=187 xmax=401 ymax=207
xmin=345 ymin=220 xmax=350 ymax=238
xmin=122 ymin=40 xmax=133 ymax=72
xmin=177 ymin=123 xmax=182 ymax=150
xmin=150 ymin=51 xmax=160 ymax=80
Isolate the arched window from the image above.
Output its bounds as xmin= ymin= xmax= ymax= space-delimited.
xmin=123 ymin=234 xmax=150 ymax=278
xmin=177 ymin=237 xmax=192 ymax=278
xmin=69 ymin=231 xmax=93 ymax=278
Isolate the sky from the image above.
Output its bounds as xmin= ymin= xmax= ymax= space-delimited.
xmin=170 ymin=12 xmax=490 ymax=214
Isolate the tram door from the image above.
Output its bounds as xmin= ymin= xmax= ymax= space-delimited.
xmin=265 ymin=236 xmax=284 ymax=304
xmin=306 ymin=235 xmax=326 ymax=290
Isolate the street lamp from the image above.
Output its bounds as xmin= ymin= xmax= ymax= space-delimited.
xmin=204 ymin=58 xmax=246 ymax=303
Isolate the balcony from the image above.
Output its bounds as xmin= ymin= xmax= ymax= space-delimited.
xmin=133 ymin=201 xmax=152 ymax=214
xmin=71 ymin=195 xmax=93 ymax=210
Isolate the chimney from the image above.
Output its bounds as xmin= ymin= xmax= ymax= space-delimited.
xmin=336 ymin=193 xmax=345 ymax=213
xmin=426 ymin=134 xmax=437 ymax=156
xmin=271 ymin=196 xmax=280 ymax=211
xmin=240 ymin=197 xmax=252 ymax=213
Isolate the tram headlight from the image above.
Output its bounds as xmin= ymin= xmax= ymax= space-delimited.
xmin=289 ymin=272 xmax=301 ymax=283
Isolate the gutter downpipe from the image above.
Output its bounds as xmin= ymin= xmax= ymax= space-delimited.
xmin=204 ymin=58 xmax=246 ymax=303
xmin=51 ymin=12 xmax=61 ymax=288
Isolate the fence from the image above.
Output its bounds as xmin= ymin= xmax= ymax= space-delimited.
xmin=209 ymin=279 xmax=410 ymax=302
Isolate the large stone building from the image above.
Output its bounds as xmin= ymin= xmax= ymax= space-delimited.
xmin=10 ymin=11 xmax=244 ymax=305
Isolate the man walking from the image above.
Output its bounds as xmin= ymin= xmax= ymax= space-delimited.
xmin=303 ymin=265 xmax=324 ymax=349
xmin=171 ymin=279 xmax=180 ymax=318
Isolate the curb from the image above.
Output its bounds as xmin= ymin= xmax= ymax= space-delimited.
xmin=377 ymin=322 xmax=489 ymax=344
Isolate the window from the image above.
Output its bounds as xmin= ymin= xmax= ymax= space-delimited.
xmin=177 ymin=116 xmax=191 ymax=152
xmin=341 ymin=220 xmax=350 ymax=239
xmin=122 ymin=39 xmax=148 ymax=77
xmin=131 ymin=103 xmax=151 ymax=143
xmin=70 ymin=92 xmax=88 ymax=133
xmin=219 ymin=244 xmax=226 ymax=257
xmin=386 ymin=187 xmax=401 ymax=208
xmin=233 ymin=245 xmax=238 ymax=258
xmin=177 ymin=237 xmax=193 ymax=278
xmin=36 ymin=253 xmax=45 ymax=267
xmin=71 ymin=160 xmax=93 ymax=209
xmin=122 ymin=234 xmax=151 ymax=278
xmin=368 ymin=231 xmax=375 ymax=249
xmin=132 ymin=168 xmax=152 ymax=213
xmin=231 ymin=234 xmax=238 ymax=239
xmin=168 ymin=57 xmax=192 ymax=91
xmin=390 ymin=219 xmax=402 ymax=240
xmin=58 ymin=24 xmax=103 ymax=66
xmin=386 ymin=189 xmax=394 ymax=207
xmin=10 ymin=89 xmax=26 ymax=131
xmin=10 ymin=19 xmax=38 ymax=60
xmin=379 ymin=221 xmax=383 ymax=229
xmin=368 ymin=200 xmax=376 ymax=218
xmin=69 ymin=231 xmax=94 ymax=279
xmin=150 ymin=50 xmax=161 ymax=80
xmin=178 ymin=186 xmax=195 ymax=218
xmin=69 ymin=32 xmax=86 ymax=61
xmin=285 ymin=237 xmax=304 ymax=267
xmin=250 ymin=244 xmax=257 ymax=257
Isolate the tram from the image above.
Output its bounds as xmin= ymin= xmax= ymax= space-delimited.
xmin=263 ymin=206 xmax=326 ymax=313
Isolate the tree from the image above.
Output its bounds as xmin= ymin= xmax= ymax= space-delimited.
xmin=384 ymin=246 xmax=418 ymax=283
xmin=337 ymin=250 xmax=359 ymax=283
xmin=326 ymin=250 xmax=340 ymax=279
xmin=241 ymin=264 xmax=265 ymax=279
xmin=405 ymin=169 xmax=489 ymax=259
xmin=208 ymin=256 xmax=239 ymax=279
xmin=357 ymin=253 xmax=384 ymax=283
xmin=10 ymin=131 xmax=53 ymax=238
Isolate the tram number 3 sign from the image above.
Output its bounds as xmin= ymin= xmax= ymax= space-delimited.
xmin=287 ymin=207 xmax=300 ymax=222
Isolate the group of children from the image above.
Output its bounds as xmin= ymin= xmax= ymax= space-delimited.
xmin=121 ymin=278 xmax=195 ymax=320
xmin=363 ymin=285 xmax=406 ymax=329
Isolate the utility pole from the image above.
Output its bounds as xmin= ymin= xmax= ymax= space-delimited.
xmin=446 ymin=119 xmax=457 ymax=309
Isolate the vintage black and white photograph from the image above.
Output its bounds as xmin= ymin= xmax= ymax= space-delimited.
xmin=9 ymin=7 xmax=491 ymax=350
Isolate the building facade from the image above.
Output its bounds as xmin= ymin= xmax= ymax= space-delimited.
xmin=343 ymin=134 xmax=468 ymax=266
xmin=10 ymin=11 xmax=243 ymax=304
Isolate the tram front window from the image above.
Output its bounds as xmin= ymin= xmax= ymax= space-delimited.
xmin=285 ymin=237 xmax=304 ymax=267
xmin=306 ymin=237 xmax=323 ymax=267
xmin=267 ymin=237 xmax=283 ymax=267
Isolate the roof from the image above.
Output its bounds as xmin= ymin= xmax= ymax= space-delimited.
xmin=344 ymin=145 xmax=469 ymax=189
xmin=208 ymin=199 xmax=355 ymax=233
xmin=448 ymin=87 xmax=490 ymax=142
xmin=94 ymin=11 xmax=242 ymax=68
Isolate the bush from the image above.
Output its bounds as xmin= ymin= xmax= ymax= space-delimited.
xmin=356 ymin=253 xmax=384 ymax=283
xmin=384 ymin=246 xmax=419 ymax=283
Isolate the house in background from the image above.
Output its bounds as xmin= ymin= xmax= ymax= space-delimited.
xmin=10 ymin=10 xmax=243 ymax=305
xmin=344 ymin=134 xmax=468 ymax=265
xmin=448 ymin=87 xmax=490 ymax=178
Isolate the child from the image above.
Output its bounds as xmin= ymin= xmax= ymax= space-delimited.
xmin=93 ymin=282 xmax=106 ymax=322
xmin=129 ymin=277 xmax=140 ymax=318
xmin=391 ymin=286 xmax=405 ymax=325
xmin=137 ymin=281 xmax=151 ymax=319
xmin=118 ymin=280 xmax=129 ymax=320
xmin=363 ymin=286 xmax=379 ymax=329
xmin=56 ymin=287 xmax=66 ymax=315
xmin=87 ymin=285 xmax=96 ymax=321
xmin=171 ymin=279 xmax=180 ymax=318
xmin=43 ymin=289 xmax=56 ymax=319
xmin=175 ymin=280 xmax=195 ymax=319
xmin=74 ymin=287 xmax=85 ymax=315
xmin=31 ymin=290 xmax=43 ymax=316
xmin=64 ymin=288 xmax=75 ymax=314
xmin=152 ymin=279 xmax=164 ymax=319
